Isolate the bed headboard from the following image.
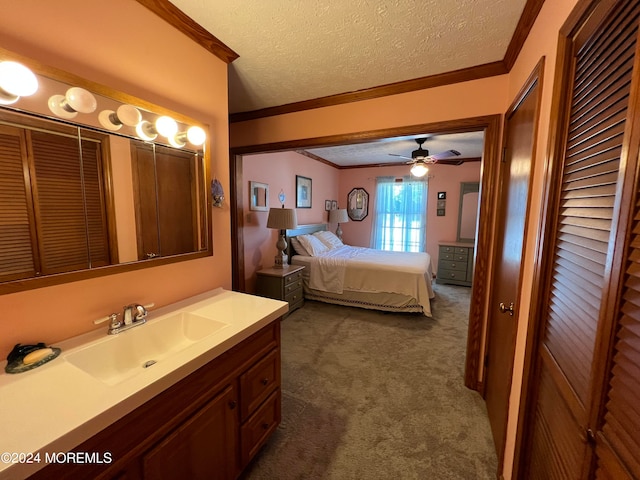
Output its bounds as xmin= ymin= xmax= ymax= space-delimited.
xmin=285 ymin=223 xmax=327 ymax=258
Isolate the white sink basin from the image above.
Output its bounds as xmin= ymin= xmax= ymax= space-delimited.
xmin=66 ymin=312 xmax=228 ymax=385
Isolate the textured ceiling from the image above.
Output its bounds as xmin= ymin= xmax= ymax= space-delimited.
xmin=168 ymin=0 xmax=528 ymax=114
xmin=305 ymin=132 xmax=485 ymax=167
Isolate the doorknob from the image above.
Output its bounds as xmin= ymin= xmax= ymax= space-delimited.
xmin=498 ymin=302 xmax=514 ymax=316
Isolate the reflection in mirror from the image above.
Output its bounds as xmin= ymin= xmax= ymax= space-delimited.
xmin=457 ymin=182 xmax=480 ymax=243
xmin=0 ymin=50 xmax=211 ymax=291
xmin=249 ymin=181 xmax=269 ymax=211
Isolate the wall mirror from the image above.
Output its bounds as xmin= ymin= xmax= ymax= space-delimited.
xmin=347 ymin=188 xmax=369 ymax=221
xmin=0 ymin=48 xmax=212 ymax=293
xmin=457 ymin=182 xmax=480 ymax=243
xmin=249 ymin=181 xmax=269 ymax=211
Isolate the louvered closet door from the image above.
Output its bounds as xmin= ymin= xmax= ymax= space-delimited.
xmin=30 ymin=130 xmax=109 ymax=274
xmin=526 ymin=1 xmax=640 ymax=478
xmin=0 ymin=125 xmax=37 ymax=281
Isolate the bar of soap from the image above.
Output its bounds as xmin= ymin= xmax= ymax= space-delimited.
xmin=23 ymin=348 xmax=53 ymax=365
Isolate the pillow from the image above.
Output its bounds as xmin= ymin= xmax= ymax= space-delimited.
xmin=289 ymin=237 xmax=309 ymax=256
xmin=313 ymin=230 xmax=344 ymax=249
xmin=296 ymin=234 xmax=330 ymax=256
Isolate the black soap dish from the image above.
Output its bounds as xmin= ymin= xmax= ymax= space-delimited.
xmin=5 ymin=343 xmax=61 ymax=374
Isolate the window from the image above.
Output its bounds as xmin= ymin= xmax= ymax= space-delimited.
xmin=371 ymin=176 xmax=427 ymax=252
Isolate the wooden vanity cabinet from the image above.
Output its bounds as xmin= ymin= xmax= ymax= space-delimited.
xmin=28 ymin=320 xmax=281 ymax=480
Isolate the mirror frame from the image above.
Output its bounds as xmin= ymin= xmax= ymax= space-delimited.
xmin=457 ymin=182 xmax=480 ymax=243
xmin=249 ymin=181 xmax=269 ymax=211
xmin=347 ymin=188 xmax=369 ymax=221
xmin=0 ymin=47 xmax=213 ymax=295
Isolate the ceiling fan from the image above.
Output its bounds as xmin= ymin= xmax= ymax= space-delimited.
xmin=389 ymin=138 xmax=462 ymax=177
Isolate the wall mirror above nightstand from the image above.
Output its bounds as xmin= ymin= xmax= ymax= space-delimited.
xmin=250 ymin=181 xmax=269 ymax=211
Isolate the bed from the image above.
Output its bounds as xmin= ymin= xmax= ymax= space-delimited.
xmin=286 ymin=224 xmax=435 ymax=316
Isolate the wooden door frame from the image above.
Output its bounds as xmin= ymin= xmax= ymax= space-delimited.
xmin=483 ymin=57 xmax=545 ymax=478
xmin=229 ymin=114 xmax=502 ymax=393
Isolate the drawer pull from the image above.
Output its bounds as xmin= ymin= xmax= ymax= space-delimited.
xmin=262 ymin=423 xmax=270 ymax=430
xmin=261 ymin=378 xmax=269 ymax=386
xmin=451 ymin=263 xmax=456 ymax=268
xmin=228 ymin=400 xmax=237 ymax=410
xmin=450 ymin=273 xmax=456 ymax=278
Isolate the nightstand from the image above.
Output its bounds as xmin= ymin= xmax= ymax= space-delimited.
xmin=256 ymin=265 xmax=305 ymax=316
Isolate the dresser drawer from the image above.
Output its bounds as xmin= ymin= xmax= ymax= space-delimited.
xmin=439 ymin=252 xmax=468 ymax=263
xmin=284 ymin=277 xmax=303 ymax=296
xmin=241 ymin=389 xmax=281 ymax=465
xmin=284 ymin=269 xmax=303 ymax=286
xmin=439 ymin=260 xmax=467 ymax=271
xmin=285 ymin=287 xmax=303 ymax=306
xmin=240 ymin=348 xmax=279 ymax=421
xmin=439 ymin=269 xmax=468 ymax=281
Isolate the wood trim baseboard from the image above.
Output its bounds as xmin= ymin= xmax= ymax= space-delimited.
xmin=134 ymin=0 xmax=239 ymax=64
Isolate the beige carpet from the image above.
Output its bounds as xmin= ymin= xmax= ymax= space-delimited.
xmin=241 ymin=283 xmax=497 ymax=479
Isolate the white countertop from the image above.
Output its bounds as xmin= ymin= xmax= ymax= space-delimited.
xmin=0 ymin=288 xmax=288 ymax=479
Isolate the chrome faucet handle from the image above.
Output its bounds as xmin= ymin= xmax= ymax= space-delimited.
xmin=94 ymin=313 xmax=121 ymax=330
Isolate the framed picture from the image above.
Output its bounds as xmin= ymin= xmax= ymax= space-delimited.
xmin=437 ymin=191 xmax=447 ymax=200
xmin=249 ymin=181 xmax=269 ymax=212
xmin=296 ymin=175 xmax=312 ymax=208
xmin=437 ymin=208 xmax=446 ymax=216
xmin=331 ymin=200 xmax=338 ymax=210
xmin=437 ymin=199 xmax=446 ymax=209
xmin=325 ymin=200 xmax=331 ymax=211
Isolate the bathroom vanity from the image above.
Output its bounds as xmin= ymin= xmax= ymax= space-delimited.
xmin=0 ymin=289 xmax=287 ymax=480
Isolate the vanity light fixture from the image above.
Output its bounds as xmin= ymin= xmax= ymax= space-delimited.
xmin=48 ymin=86 xmax=97 ymax=119
xmin=99 ymin=104 xmax=142 ymax=131
xmin=155 ymin=115 xmax=178 ymax=138
xmin=168 ymin=133 xmax=186 ymax=148
xmin=135 ymin=120 xmax=158 ymax=141
xmin=0 ymin=61 xmax=39 ymax=105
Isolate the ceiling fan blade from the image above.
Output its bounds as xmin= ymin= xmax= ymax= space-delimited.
xmin=389 ymin=153 xmax=413 ymax=160
xmin=436 ymin=159 xmax=464 ymax=166
xmin=429 ymin=149 xmax=461 ymax=160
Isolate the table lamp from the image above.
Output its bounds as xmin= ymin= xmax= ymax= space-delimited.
xmin=266 ymin=206 xmax=298 ymax=267
xmin=329 ymin=208 xmax=349 ymax=240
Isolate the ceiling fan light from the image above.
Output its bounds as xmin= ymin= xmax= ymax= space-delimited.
xmin=410 ymin=161 xmax=429 ymax=177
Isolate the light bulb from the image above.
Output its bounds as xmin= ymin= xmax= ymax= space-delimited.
xmin=186 ymin=126 xmax=206 ymax=146
xmin=136 ymin=120 xmax=158 ymax=141
xmin=155 ymin=116 xmax=178 ymax=138
xmin=0 ymin=61 xmax=38 ymax=104
xmin=168 ymin=133 xmax=186 ymax=148
xmin=410 ymin=162 xmax=429 ymax=177
xmin=49 ymin=87 xmax=97 ymax=119
xmin=99 ymin=104 xmax=142 ymax=131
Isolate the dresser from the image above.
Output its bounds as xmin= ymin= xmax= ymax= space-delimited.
xmin=256 ymin=265 xmax=305 ymax=316
xmin=437 ymin=243 xmax=475 ymax=286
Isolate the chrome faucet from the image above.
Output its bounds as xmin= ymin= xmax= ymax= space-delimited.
xmin=94 ymin=303 xmax=155 ymax=335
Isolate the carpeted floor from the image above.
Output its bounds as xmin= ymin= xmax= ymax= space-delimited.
xmin=241 ymin=283 xmax=497 ymax=480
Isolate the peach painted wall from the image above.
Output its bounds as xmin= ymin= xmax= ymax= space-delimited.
xmin=338 ymin=163 xmax=481 ymax=269
xmin=0 ymin=0 xmax=231 ymax=358
xmin=231 ymin=75 xmax=509 ymax=147
xmin=242 ymin=151 xmax=340 ymax=292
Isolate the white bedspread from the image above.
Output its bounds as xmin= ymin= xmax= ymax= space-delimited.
xmin=306 ymin=245 xmax=434 ymax=312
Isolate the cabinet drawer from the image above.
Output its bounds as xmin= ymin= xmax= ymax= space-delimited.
xmin=284 ymin=270 xmax=303 ymax=286
xmin=440 ymin=252 xmax=467 ymax=262
xmin=454 ymin=247 xmax=470 ymax=255
xmin=241 ymin=389 xmax=281 ymax=465
xmin=439 ymin=245 xmax=456 ymax=254
xmin=240 ymin=348 xmax=280 ymax=421
xmin=439 ymin=269 xmax=467 ymax=281
xmin=284 ymin=278 xmax=302 ymax=295
xmin=285 ymin=287 xmax=303 ymax=305
xmin=439 ymin=260 xmax=467 ymax=271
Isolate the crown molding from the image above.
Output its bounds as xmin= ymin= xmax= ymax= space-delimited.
xmin=135 ymin=0 xmax=239 ymax=64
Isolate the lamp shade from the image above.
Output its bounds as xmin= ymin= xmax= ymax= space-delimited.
xmin=329 ymin=208 xmax=349 ymax=224
xmin=267 ymin=207 xmax=298 ymax=230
